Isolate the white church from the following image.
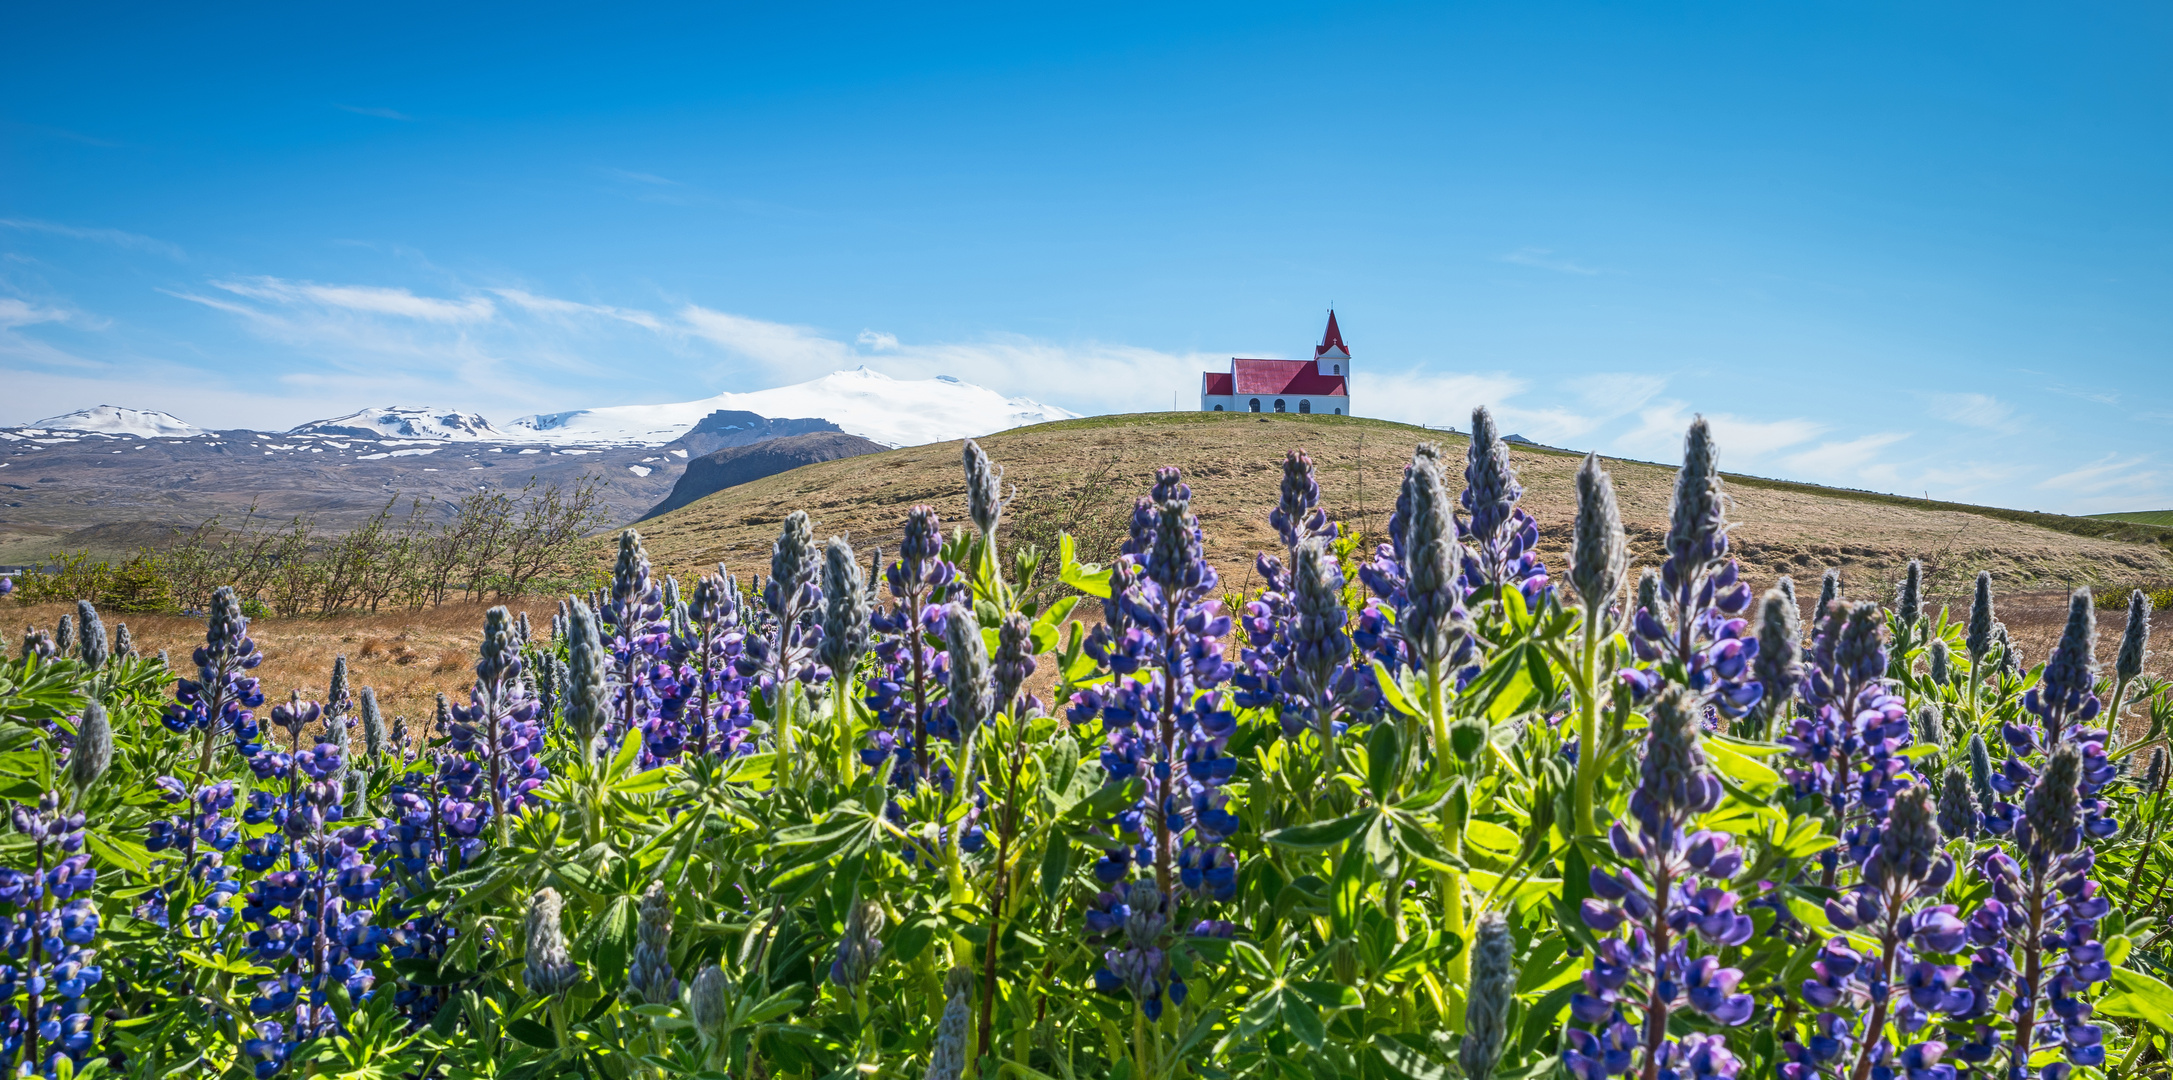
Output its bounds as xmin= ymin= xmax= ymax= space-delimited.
xmin=1199 ymin=311 xmax=1353 ymax=416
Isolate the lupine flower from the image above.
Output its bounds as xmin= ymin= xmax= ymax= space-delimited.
xmin=1815 ymin=569 xmax=1841 ymax=627
xmin=0 ymin=794 xmax=103 ymax=1077
xmin=1966 ymin=733 xmax=1998 ymax=821
xmin=1270 ymin=450 xmax=1336 ymax=550
xmin=1623 ymin=419 xmax=1761 ymax=718
xmin=54 ymin=613 xmax=73 ymax=659
xmin=1894 ymin=560 xmax=1923 ymax=633
xmin=740 ymin=511 xmax=825 ymax=696
xmin=2147 ymin=746 xmax=2165 ymax=793
xmin=1936 ymin=767 xmax=1979 ymax=840
xmin=1928 ymin=638 xmax=1950 ymax=686
xmin=162 ymin=586 xmax=267 ymax=762
xmin=1914 ymin=704 xmax=1944 ymax=750
xmin=1460 ymin=407 xmax=1547 ymax=602
xmin=2026 ymin=588 xmax=2099 ymax=742
xmin=819 ymin=536 xmax=872 ymax=683
xmin=1753 ymin=586 xmax=1803 ymax=736
xmin=523 ymin=888 xmax=580 ymax=996
xmin=829 ymin=898 xmax=885 ymax=992
xmin=866 ymin=505 xmax=964 ymax=788
xmin=924 ymin=966 xmax=974 ymax=1080
xmin=943 ymin=602 xmax=993 ymax=738
xmin=993 ymin=612 xmax=1036 ymax=720
xmin=1781 ymin=602 xmax=1914 ymax=878
xmin=1239 ymin=452 xmax=1369 ymax=740
xmin=1401 ymin=447 xmax=1471 ymax=670
xmin=360 ymin=688 xmax=386 ymax=764
xmin=1568 ymin=685 xmax=1754 ymax=1080
xmin=2114 ymin=588 xmax=2151 ymax=713
xmin=113 ymin=622 xmax=134 ymax=662
xmin=963 ymin=438 xmax=1004 ymax=539
xmin=627 ymin=881 xmax=678 ymax=1005
xmin=1460 ymin=910 xmax=1516 ymax=1080
xmin=69 ymin=704 xmax=111 ymax=798
xmin=74 ymin=601 xmax=106 ymax=669
xmin=1788 ymin=785 xmax=1967 ymax=1079
xmin=1966 ymin=571 xmax=1994 ymax=664
xmin=446 ymin=607 xmax=550 ymax=840
xmin=1569 ymin=452 xmax=1627 ymax=621
xmin=563 ymin=599 xmax=610 ymax=760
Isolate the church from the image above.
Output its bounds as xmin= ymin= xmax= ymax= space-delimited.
xmin=1199 ymin=311 xmax=1353 ymax=416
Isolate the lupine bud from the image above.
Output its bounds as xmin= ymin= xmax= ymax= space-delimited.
xmin=770 ymin=511 xmax=817 ymax=597
xmin=2042 ymin=588 xmax=2097 ymax=701
xmin=819 ymin=537 xmax=871 ymax=680
xmin=114 ymin=622 xmax=134 ymax=661
xmin=477 ymin=606 xmax=521 ymax=687
xmin=963 ymin=438 xmax=1003 ymax=539
xmin=1967 ymin=571 xmax=1994 ymax=661
xmin=1776 ymin=573 xmax=1797 ymax=610
xmin=55 ymin=612 xmax=74 ymax=658
xmin=1914 ymin=704 xmax=1944 ymax=749
xmin=564 ymin=598 xmax=610 ymax=757
xmin=1462 ymin=406 xmax=1522 ymax=551
xmin=829 ymin=898 xmax=886 ymax=991
xmin=75 ymin=600 xmax=107 ymax=669
xmin=1664 ymin=418 xmax=1727 ymax=573
xmin=2117 ymin=589 xmax=2152 ymax=685
xmin=924 ymin=967 xmax=974 ymax=1080
xmin=1634 ymin=684 xmax=1723 ymax=830
xmin=1568 ymin=451 xmax=1627 ymax=618
xmin=1400 ymin=448 xmax=1468 ymax=667
xmin=523 ymin=888 xmax=580 ymax=996
xmin=627 ymin=881 xmax=679 ymax=1005
xmin=2147 ymin=747 xmax=2165 ymax=793
xmin=517 ymin=610 xmax=533 ymax=646
xmin=993 ymin=612 xmax=1036 ymax=717
xmin=1928 ymin=638 xmax=1950 ymax=685
xmin=944 ymin=602 xmax=993 ymax=736
xmin=1967 ymin=733 xmax=1997 ymax=817
xmin=1289 ymin=537 xmax=1351 ymax=695
xmin=71 ymin=702 xmax=113 ymax=797
xmin=2022 ymin=744 xmax=2082 ymax=868
xmin=1459 ymin=910 xmax=1516 ymax=1080
xmin=1814 ymin=569 xmax=1841 ymax=626
xmin=1271 ymin=449 xmax=1328 ymax=550
xmin=1895 ymin=559 xmax=1922 ymax=628
xmin=1636 ymin=568 xmax=1663 ymax=626
xmin=1937 ymin=767 xmax=1979 ymax=840
xmin=1992 ymin=623 xmax=2019 ymax=676
xmin=690 ymin=963 xmax=729 ymax=1042
xmin=1868 ymin=783 xmax=1941 ymax=889
xmin=328 ymin=654 xmax=352 ymax=725
xmin=1753 ymin=587 xmax=1802 ymax=714
xmin=360 ymin=687 xmax=386 ymax=762
xmin=434 ymin=692 xmax=453 ymax=737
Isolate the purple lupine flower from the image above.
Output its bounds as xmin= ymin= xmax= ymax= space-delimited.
xmin=1782 ymin=785 xmax=1968 ymax=1079
xmin=1068 ymin=468 xmax=1238 ymax=1021
xmin=0 ymin=795 xmax=102 ymax=1078
xmin=445 ymin=607 xmax=550 ymax=845
xmin=865 ymin=505 xmax=963 ymax=790
xmin=2026 ymin=588 xmax=2100 ymax=744
xmin=1621 ymin=418 xmax=1762 ymax=718
xmin=162 ymin=586 xmax=268 ymax=764
xmin=737 ymin=510 xmax=826 ymax=701
xmin=1566 ymin=686 xmax=1754 ymax=1080
xmin=1458 ymin=407 xmax=1550 ymax=607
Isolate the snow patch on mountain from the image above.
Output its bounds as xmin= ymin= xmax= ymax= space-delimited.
xmin=292 ymin=407 xmax=507 ymax=441
xmin=507 ymin=367 xmax=1077 ymax=447
xmin=29 ymin=406 xmax=205 ymax=438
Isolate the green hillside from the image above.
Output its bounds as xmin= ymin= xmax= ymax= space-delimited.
xmin=2088 ymin=510 xmax=2173 ymax=528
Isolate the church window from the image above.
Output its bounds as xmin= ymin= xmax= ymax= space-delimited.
xmin=1334 ymin=407 xmax=1342 ymax=415
xmin=1213 ymin=404 xmax=1224 ymax=411
xmin=1298 ymin=399 xmax=1311 ymax=414
xmin=1248 ymin=398 xmax=1260 ymax=412
xmin=1274 ymin=399 xmax=1286 ymax=413
xmin=1333 ymin=364 xmax=1339 ymax=374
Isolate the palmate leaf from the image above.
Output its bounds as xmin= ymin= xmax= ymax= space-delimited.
xmin=1264 ymin=811 xmax=1375 ymax=852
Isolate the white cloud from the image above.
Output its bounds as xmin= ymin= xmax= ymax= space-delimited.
xmin=213 ymin=278 xmax=497 ymax=322
xmin=857 ymin=329 xmax=900 ymax=351
xmin=1926 ymin=392 xmax=2020 ymax=433
xmin=1780 ymin=433 xmax=1911 ymax=479
xmin=1613 ymin=400 xmax=1825 ymax=465
xmin=0 ymin=298 xmax=68 ymax=329
xmin=490 ymin=288 xmax=661 ymax=329
xmin=678 ymin=306 xmax=856 ymax=374
xmin=0 ymin=217 xmax=185 ymax=259
xmin=2034 ymin=453 xmax=2164 ymax=497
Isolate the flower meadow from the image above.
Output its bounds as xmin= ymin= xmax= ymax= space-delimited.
xmin=1 ymin=414 xmax=2171 ymax=1080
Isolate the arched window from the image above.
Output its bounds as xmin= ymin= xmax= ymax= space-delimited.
xmin=1333 ymin=407 xmax=1342 ymax=415
xmin=1212 ymin=404 xmax=1224 ymax=411
xmin=1299 ymin=399 xmax=1311 ymax=414
xmin=1248 ymin=398 xmax=1261 ymax=413
xmin=1333 ymin=364 xmax=1339 ymax=374
xmin=1274 ymin=399 xmax=1287 ymax=412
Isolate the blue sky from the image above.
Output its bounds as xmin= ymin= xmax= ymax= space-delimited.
xmin=3 ymin=1 xmax=2170 ymax=513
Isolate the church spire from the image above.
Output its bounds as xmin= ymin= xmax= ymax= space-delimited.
xmin=1315 ymin=309 xmax=1348 ymax=359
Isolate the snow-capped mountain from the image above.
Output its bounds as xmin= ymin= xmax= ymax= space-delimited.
xmin=291 ymin=407 xmax=507 ymax=441
xmin=29 ymin=406 xmax=205 ymax=439
xmin=509 ymin=367 xmax=1077 ymax=447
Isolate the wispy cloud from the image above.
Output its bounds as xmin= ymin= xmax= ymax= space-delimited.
xmin=0 ymin=218 xmax=185 ymax=259
xmin=1926 ymin=392 xmax=2021 ymax=433
xmin=1615 ymin=400 xmax=1825 ymax=465
xmin=491 ymin=288 xmax=661 ymax=329
xmin=210 ymin=277 xmax=496 ymax=322
xmin=335 ymin=104 xmax=413 ymax=120
xmin=2035 ymin=453 xmax=2163 ymax=497
xmin=1781 ymin=432 xmax=1911 ymax=478
xmin=0 ymin=298 xmax=69 ymax=329
xmin=1502 ymin=247 xmax=1602 ymax=275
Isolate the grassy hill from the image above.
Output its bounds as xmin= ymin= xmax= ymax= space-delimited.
xmin=629 ymin=411 xmax=2173 ymax=601
xmin=2089 ymin=510 xmax=2173 ymax=528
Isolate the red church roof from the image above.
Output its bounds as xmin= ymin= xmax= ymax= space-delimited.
xmin=1315 ymin=310 xmax=1347 ymax=359
xmin=1226 ymin=358 xmax=1347 ymax=397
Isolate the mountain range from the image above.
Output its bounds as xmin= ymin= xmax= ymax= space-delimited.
xmin=3 ymin=368 xmax=1072 ymax=564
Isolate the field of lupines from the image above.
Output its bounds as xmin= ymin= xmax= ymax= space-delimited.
xmin=2 ymin=411 xmax=2171 ymax=1080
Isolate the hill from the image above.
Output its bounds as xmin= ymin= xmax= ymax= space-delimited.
xmin=641 ymin=432 xmax=887 ymax=521
xmin=627 ymin=411 xmax=2173 ymax=601
xmin=2089 ymin=510 xmax=2173 ymax=528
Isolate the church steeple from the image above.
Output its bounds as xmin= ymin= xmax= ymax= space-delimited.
xmin=1315 ymin=310 xmax=1349 ymax=360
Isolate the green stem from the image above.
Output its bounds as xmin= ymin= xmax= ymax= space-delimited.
xmin=1573 ymin=613 xmax=1601 ymax=836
